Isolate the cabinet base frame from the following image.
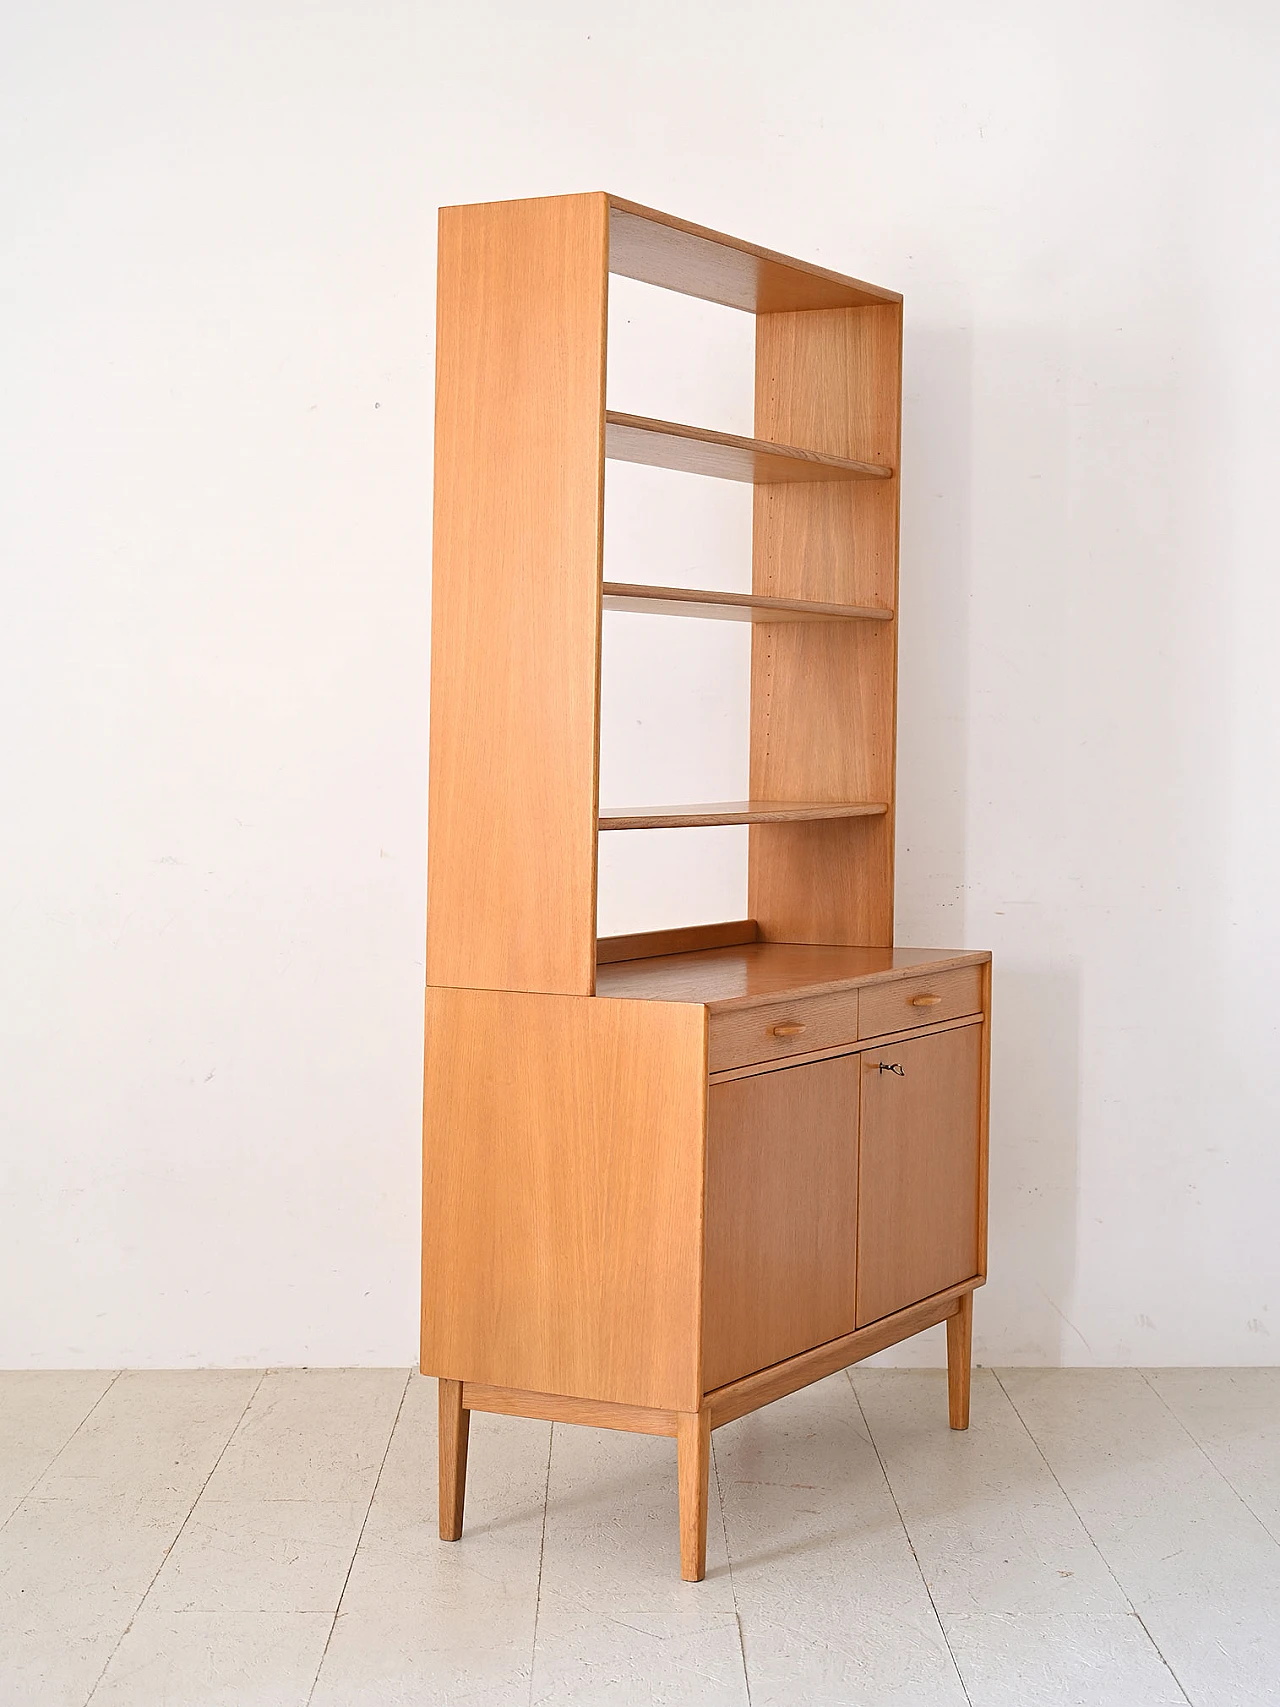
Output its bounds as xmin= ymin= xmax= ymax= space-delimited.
xmin=438 ymin=1277 xmax=982 ymax=1580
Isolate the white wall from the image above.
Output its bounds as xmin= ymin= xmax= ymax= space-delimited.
xmin=3 ymin=1 xmax=1278 ymax=1368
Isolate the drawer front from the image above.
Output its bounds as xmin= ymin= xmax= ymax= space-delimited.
xmin=709 ymin=990 xmax=859 ymax=1073
xmin=858 ymin=966 xmax=983 ymax=1039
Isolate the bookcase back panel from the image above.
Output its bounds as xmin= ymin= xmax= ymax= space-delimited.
xmin=748 ymin=816 xmax=894 ymax=946
xmin=748 ymin=303 xmax=902 ymax=945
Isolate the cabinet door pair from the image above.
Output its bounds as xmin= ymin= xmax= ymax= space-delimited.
xmin=703 ymin=1027 xmax=983 ymax=1392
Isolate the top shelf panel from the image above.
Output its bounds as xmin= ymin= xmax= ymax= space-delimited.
xmin=608 ymin=197 xmax=900 ymax=315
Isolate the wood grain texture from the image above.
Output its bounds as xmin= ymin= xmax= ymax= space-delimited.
xmin=858 ymin=966 xmax=983 ymax=1038
xmin=595 ymin=941 xmax=991 ymax=1010
xmin=424 ymin=193 xmax=994 ymax=1583
xmin=749 ymin=302 xmax=904 ymax=947
xmin=708 ymin=988 xmax=858 ymax=1073
xmin=426 ymin=193 xmax=608 ymax=996
xmin=422 ymin=985 xmax=708 ymax=1412
xmin=703 ymin=1055 xmax=860 ymax=1391
xmin=602 ymin=582 xmax=893 ymax=624
xmin=709 ymin=1013 xmax=984 ymax=1084
xmin=605 ymin=412 xmax=891 ymax=484
xmin=596 ymin=919 xmax=758 ymax=966
xmin=676 ymin=1408 xmax=712 ymax=1582
xmin=856 ymin=1026 xmax=983 ymax=1327
xmin=608 ymin=198 xmax=900 ymax=312
xmin=438 ymin=1377 xmax=469 ymax=1541
xmin=463 ymin=1384 xmax=677 ymax=1436
xmin=947 ymin=1290 xmax=973 ymax=1430
xmin=599 ymin=799 xmax=888 ymax=831
xmin=706 ymin=1282 xmax=974 ymax=1426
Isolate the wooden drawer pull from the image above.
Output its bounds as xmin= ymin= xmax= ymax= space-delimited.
xmin=771 ymin=1022 xmax=807 ymax=1038
xmin=909 ymin=994 xmax=942 ymax=1007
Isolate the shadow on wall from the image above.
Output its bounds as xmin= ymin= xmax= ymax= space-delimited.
xmin=960 ymin=287 xmax=1227 ymax=1363
xmin=964 ymin=317 xmax=1085 ymax=1366
xmin=895 ymin=321 xmax=974 ymax=944
xmin=888 ymin=316 xmax=1084 ymax=1366
xmin=984 ymin=961 xmax=1083 ymax=1364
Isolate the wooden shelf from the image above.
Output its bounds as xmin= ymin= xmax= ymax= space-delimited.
xmin=599 ymin=800 xmax=890 ymax=831
xmin=602 ymin=582 xmax=893 ymax=624
xmin=608 ymin=197 xmax=901 ymax=315
xmin=605 ymin=412 xmax=893 ymax=485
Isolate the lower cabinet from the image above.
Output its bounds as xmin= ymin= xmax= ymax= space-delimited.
xmin=856 ymin=1024 xmax=983 ymax=1326
xmin=702 ymin=1022 xmax=985 ymax=1392
xmin=702 ymin=1054 xmax=859 ymax=1391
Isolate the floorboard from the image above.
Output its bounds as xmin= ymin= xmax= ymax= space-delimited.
xmin=0 ymin=1367 xmax=1275 ymax=1705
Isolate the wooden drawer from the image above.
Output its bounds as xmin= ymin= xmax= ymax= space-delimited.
xmin=709 ymin=990 xmax=859 ymax=1074
xmin=858 ymin=966 xmax=982 ymax=1040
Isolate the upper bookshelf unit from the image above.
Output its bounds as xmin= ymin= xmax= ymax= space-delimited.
xmin=426 ymin=193 xmax=903 ymax=997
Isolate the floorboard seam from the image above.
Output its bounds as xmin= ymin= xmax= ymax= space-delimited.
xmin=710 ymin=1433 xmax=752 ymax=1706
xmin=0 ymin=1370 xmax=124 ymax=1539
xmin=990 ymin=1368 xmax=1195 ymax=1707
xmin=846 ymin=1369 xmax=974 ymax=1707
xmin=80 ymin=1368 xmax=268 ymax=1707
xmin=304 ymin=1367 xmax=412 ymax=1707
xmin=1137 ymin=1369 xmax=1280 ymax=1552
xmin=526 ymin=1416 xmax=555 ymax=1707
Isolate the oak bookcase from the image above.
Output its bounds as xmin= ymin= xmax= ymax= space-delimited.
xmin=422 ymin=192 xmax=991 ymax=1581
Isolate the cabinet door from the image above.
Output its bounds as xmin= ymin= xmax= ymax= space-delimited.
xmin=703 ymin=1055 xmax=859 ymax=1392
xmin=856 ymin=1024 xmax=982 ymax=1327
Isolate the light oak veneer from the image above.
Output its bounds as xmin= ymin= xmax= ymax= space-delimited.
xmin=858 ymin=965 xmax=983 ymax=1037
xmin=607 ymin=196 xmax=901 ymax=313
xmin=422 ymin=985 xmax=707 ymax=1412
xmin=602 ymin=581 xmax=894 ymax=624
xmin=856 ymin=1025 xmax=983 ymax=1325
xmin=595 ymin=940 xmax=988 ymax=1008
xmin=605 ymin=410 xmax=892 ymax=484
xmin=707 ymin=987 xmax=860 ymax=1072
xmin=704 ymin=1055 xmax=860 ymax=1389
xmin=425 ymin=194 xmax=606 ymax=997
xmin=749 ymin=301 xmax=903 ymax=947
xmin=599 ymin=799 xmax=888 ymax=831
xmin=422 ymin=194 xmax=991 ymax=1583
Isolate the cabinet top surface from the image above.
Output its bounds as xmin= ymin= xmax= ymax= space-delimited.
xmin=595 ymin=943 xmax=989 ymax=1012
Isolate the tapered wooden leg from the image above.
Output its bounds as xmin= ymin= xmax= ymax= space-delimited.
xmin=947 ymin=1291 xmax=973 ymax=1430
xmin=676 ymin=1407 xmax=711 ymax=1582
xmin=438 ymin=1377 xmax=470 ymax=1540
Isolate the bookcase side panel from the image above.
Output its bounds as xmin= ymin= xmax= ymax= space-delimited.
xmin=421 ymin=985 xmax=709 ymax=1413
xmin=749 ymin=302 xmax=903 ymax=946
xmin=426 ymin=194 xmax=608 ymax=995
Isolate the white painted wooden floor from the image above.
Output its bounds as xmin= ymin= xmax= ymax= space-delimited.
xmin=1 ymin=1368 xmax=1277 ymax=1705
